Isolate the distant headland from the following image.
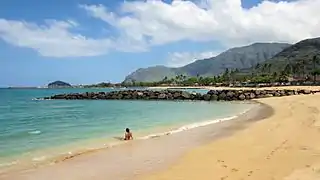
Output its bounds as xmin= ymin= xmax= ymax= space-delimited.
xmin=47 ymin=81 xmax=72 ymax=88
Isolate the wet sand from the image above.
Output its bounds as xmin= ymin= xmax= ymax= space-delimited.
xmin=139 ymin=92 xmax=320 ymax=180
xmin=0 ymin=102 xmax=269 ymax=180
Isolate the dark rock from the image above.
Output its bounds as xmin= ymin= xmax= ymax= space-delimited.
xmin=267 ymin=93 xmax=274 ymax=97
xmin=173 ymin=92 xmax=181 ymax=98
xmin=181 ymin=91 xmax=191 ymax=99
xmin=255 ymin=90 xmax=261 ymax=95
xmin=211 ymin=94 xmax=218 ymax=101
xmin=275 ymin=92 xmax=281 ymax=97
xmin=203 ymin=94 xmax=211 ymax=101
xmin=226 ymin=91 xmax=235 ymax=98
xmin=158 ymin=93 xmax=167 ymax=99
xmin=239 ymin=94 xmax=246 ymax=100
xmin=44 ymin=88 xmax=319 ymax=102
xmin=218 ymin=92 xmax=227 ymax=100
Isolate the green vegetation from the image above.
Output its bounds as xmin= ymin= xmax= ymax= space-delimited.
xmin=120 ymin=55 xmax=320 ymax=87
xmin=83 ymin=82 xmax=122 ymax=88
xmin=85 ymin=54 xmax=320 ymax=88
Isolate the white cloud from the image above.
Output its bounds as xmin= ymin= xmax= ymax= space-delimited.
xmin=0 ymin=0 xmax=320 ymax=57
xmin=0 ymin=19 xmax=146 ymax=57
xmin=167 ymin=50 xmax=221 ymax=67
xmin=0 ymin=19 xmax=111 ymax=57
xmin=82 ymin=0 xmax=320 ymax=47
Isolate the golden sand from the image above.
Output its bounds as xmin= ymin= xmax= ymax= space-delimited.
xmin=140 ymin=89 xmax=320 ymax=180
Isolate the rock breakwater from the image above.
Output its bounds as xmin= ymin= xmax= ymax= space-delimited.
xmin=43 ymin=89 xmax=319 ymax=101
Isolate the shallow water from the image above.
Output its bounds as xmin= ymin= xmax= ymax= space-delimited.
xmin=0 ymin=88 xmax=254 ymax=167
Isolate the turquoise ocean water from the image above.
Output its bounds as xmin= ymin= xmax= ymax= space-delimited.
xmin=0 ymin=88 xmax=255 ymax=167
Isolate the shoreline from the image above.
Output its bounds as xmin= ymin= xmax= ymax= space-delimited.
xmin=0 ymin=101 xmax=254 ymax=174
xmin=0 ymin=101 xmax=270 ymax=180
xmin=139 ymin=93 xmax=320 ymax=180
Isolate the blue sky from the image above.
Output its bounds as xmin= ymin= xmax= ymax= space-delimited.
xmin=0 ymin=0 xmax=318 ymax=87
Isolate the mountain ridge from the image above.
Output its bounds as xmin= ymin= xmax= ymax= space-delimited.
xmin=248 ymin=37 xmax=320 ymax=75
xmin=124 ymin=42 xmax=291 ymax=83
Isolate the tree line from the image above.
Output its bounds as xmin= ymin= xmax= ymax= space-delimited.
xmin=87 ymin=55 xmax=320 ymax=88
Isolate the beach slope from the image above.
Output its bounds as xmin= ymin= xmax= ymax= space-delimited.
xmin=140 ymin=94 xmax=320 ymax=180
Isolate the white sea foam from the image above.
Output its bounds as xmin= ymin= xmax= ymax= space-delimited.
xmin=32 ymin=156 xmax=47 ymax=161
xmin=139 ymin=105 xmax=254 ymax=140
xmin=32 ymin=98 xmax=51 ymax=101
xmin=28 ymin=130 xmax=41 ymax=135
xmin=0 ymin=161 xmax=17 ymax=167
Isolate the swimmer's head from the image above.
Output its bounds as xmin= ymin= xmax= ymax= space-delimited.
xmin=125 ymin=128 xmax=130 ymax=133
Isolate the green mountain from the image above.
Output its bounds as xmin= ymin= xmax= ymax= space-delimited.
xmin=248 ymin=37 xmax=320 ymax=75
xmin=124 ymin=43 xmax=290 ymax=83
xmin=125 ymin=66 xmax=178 ymax=83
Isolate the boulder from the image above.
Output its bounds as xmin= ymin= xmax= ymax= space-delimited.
xmin=304 ymin=90 xmax=311 ymax=94
xmin=207 ymin=90 xmax=217 ymax=95
xmin=239 ymin=94 xmax=246 ymax=100
xmin=255 ymin=90 xmax=261 ymax=95
xmin=218 ymin=92 xmax=227 ymax=100
xmin=210 ymin=94 xmax=218 ymax=101
xmin=226 ymin=91 xmax=235 ymax=98
xmin=274 ymin=92 xmax=281 ymax=97
xmin=173 ymin=92 xmax=181 ymax=98
xmin=158 ymin=93 xmax=167 ymax=99
xmin=203 ymin=94 xmax=211 ymax=101
xmin=181 ymin=91 xmax=191 ymax=99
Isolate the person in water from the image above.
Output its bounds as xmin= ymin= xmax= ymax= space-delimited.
xmin=124 ymin=128 xmax=133 ymax=140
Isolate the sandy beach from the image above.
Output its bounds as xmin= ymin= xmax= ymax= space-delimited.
xmin=139 ymin=87 xmax=320 ymax=180
xmin=1 ymin=86 xmax=320 ymax=180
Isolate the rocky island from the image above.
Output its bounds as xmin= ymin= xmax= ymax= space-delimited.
xmin=47 ymin=81 xmax=72 ymax=88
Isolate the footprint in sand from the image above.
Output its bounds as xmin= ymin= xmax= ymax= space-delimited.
xmin=217 ymin=159 xmax=240 ymax=175
xmin=231 ymin=168 xmax=239 ymax=172
xmin=217 ymin=160 xmax=228 ymax=168
xmin=220 ymin=176 xmax=228 ymax=180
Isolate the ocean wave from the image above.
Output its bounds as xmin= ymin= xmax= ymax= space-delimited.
xmin=139 ymin=106 xmax=253 ymax=140
xmin=32 ymin=98 xmax=51 ymax=101
xmin=0 ymin=161 xmax=17 ymax=167
xmin=32 ymin=156 xmax=47 ymax=161
xmin=28 ymin=130 xmax=41 ymax=135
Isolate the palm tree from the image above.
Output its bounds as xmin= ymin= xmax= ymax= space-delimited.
xmin=223 ymin=68 xmax=230 ymax=82
xmin=162 ymin=76 xmax=168 ymax=82
xmin=255 ymin=63 xmax=261 ymax=69
xmin=272 ymin=72 xmax=278 ymax=82
xmin=299 ymin=59 xmax=308 ymax=80
xmin=267 ymin=64 xmax=272 ymax=74
xmin=262 ymin=64 xmax=267 ymax=74
xmin=312 ymin=55 xmax=319 ymax=84
xmin=284 ymin=64 xmax=292 ymax=75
